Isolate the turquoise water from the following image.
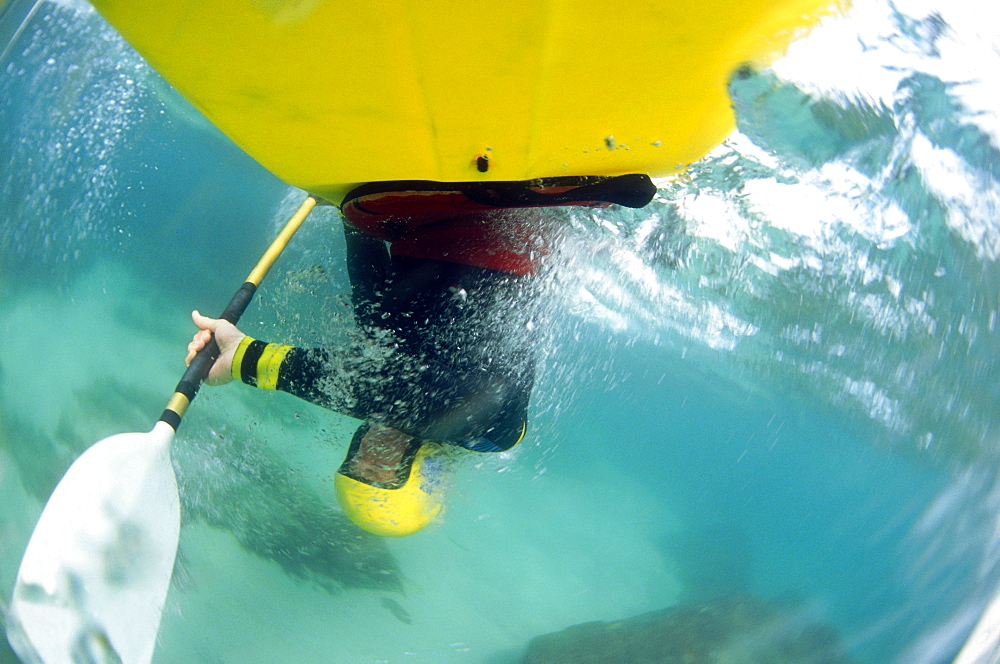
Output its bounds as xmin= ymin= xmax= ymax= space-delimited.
xmin=1 ymin=0 xmax=998 ymax=662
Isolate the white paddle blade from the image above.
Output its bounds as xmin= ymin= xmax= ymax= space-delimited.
xmin=11 ymin=421 xmax=180 ymax=664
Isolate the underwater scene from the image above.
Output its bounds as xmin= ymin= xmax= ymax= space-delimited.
xmin=1 ymin=0 xmax=999 ymax=662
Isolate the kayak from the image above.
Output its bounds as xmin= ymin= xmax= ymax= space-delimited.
xmin=89 ymin=0 xmax=840 ymax=204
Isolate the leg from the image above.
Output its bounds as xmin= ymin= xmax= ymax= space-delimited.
xmin=333 ymin=257 xmax=540 ymax=537
xmin=343 ymin=221 xmax=389 ymax=330
xmin=342 ymin=223 xmax=419 ymax=491
xmin=372 ymin=256 xmax=538 ymax=445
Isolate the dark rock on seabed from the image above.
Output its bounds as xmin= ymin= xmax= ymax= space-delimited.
xmin=521 ymin=594 xmax=854 ymax=664
xmin=173 ymin=419 xmax=404 ymax=595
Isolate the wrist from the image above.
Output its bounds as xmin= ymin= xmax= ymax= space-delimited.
xmin=231 ymin=335 xmax=256 ymax=383
xmin=231 ymin=336 xmax=295 ymax=390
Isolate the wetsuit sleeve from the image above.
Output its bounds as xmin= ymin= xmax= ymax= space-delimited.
xmin=229 ymin=327 xmax=532 ymax=449
xmin=230 ymin=335 xmax=343 ymax=411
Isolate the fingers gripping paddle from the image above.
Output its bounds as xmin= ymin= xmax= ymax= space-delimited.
xmin=9 ymin=196 xmax=318 ymax=664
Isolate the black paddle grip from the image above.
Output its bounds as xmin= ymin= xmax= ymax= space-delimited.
xmin=220 ymin=282 xmax=258 ymax=325
xmin=172 ymin=335 xmax=220 ymax=406
xmin=161 ymin=281 xmax=260 ymax=429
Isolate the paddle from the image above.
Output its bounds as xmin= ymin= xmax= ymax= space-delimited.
xmin=8 ymin=195 xmax=318 ymax=664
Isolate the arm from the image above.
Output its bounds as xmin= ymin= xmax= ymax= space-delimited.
xmin=186 ymin=310 xmax=341 ymax=407
xmin=187 ymin=301 xmax=532 ymax=448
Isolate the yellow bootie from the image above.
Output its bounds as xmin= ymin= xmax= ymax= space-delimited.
xmin=335 ymin=440 xmax=448 ymax=537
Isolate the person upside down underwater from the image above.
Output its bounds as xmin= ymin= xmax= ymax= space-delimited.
xmin=187 ymin=175 xmax=656 ymax=537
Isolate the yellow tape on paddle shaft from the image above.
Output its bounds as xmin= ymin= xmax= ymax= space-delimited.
xmin=90 ymin=0 xmax=844 ymax=205
xmin=247 ymin=196 xmax=317 ymax=286
xmin=164 ymin=392 xmax=191 ymax=421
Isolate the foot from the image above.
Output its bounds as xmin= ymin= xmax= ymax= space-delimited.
xmin=345 ymin=423 xmax=415 ymax=487
xmin=335 ymin=426 xmax=449 ymax=537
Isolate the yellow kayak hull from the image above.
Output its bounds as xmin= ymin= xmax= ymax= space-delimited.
xmin=91 ymin=0 xmax=840 ymax=203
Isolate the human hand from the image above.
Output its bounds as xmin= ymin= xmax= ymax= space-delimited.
xmin=185 ymin=310 xmax=246 ymax=385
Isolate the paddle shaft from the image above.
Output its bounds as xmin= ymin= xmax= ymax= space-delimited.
xmin=159 ymin=196 xmax=318 ymax=430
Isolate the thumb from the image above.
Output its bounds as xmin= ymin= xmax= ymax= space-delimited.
xmin=192 ymin=309 xmax=222 ymax=332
